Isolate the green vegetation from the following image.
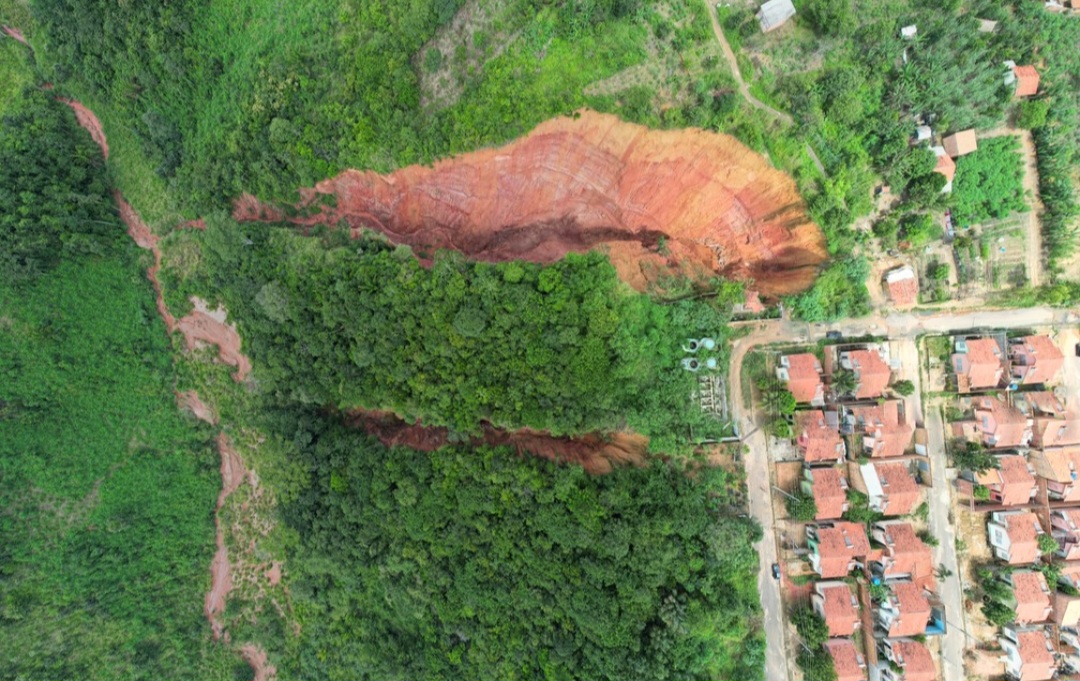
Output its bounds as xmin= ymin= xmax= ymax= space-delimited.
xmin=1039 ymin=533 xmax=1059 ymax=556
xmin=274 ymin=411 xmax=765 ymax=680
xmin=976 ymin=568 xmax=1017 ymax=627
xmin=786 ymin=488 xmax=818 ymax=521
xmin=843 ymin=490 xmax=883 ymax=528
xmin=168 ymin=220 xmax=737 ymax=449
xmin=951 ymin=136 xmax=1026 ymax=226
xmin=0 ymin=86 xmax=235 ymax=680
xmin=893 ymin=379 xmax=915 ymax=396
xmin=789 ymin=257 xmax=871 ymax=322
xmin=951 ymin=440 xmax=998 ymax=473
xmin=791 ymin=606 xmax=836 ymax=681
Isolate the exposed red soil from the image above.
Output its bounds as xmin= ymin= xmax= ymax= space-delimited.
xmin=206 ymin=434 xmax=247 ymax=640
xmin=265 ymin=562 xmax=282 ymax=586
xmin=178 ymin=218 xmax=207 ymax=230
xmin=240 ymin=644 xmax=278 ymax=681
xmin=176 ymin=298 xmax=252 ymax=382
xmin=234 ymin=110 xmax=827 ymax=296
xmin=58 ymin=99 xmax=110 ymax=159
xmin=348 ymin=409 xmax=647 ymax=475
xmin=2 ymin=25 xmax=28 ymax=45
xmin=175 ymin=390 xmax=217 ymax=424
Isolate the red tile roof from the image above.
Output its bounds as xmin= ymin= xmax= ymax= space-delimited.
xmin=1005 ymin=511 xmax=1043 ymax=565
xmin=1012 ymin=571 xmax=1051 ymax=624
xmin=974 ymin=396 xmax=1032 ymax=449
xmin=877 ymin=522 xmax=935 ymax=587
xmin=885 ymin=267 xmax=918 ymax=307
xmin=781 ymin=353 xmax=824 ymax=404
xmin=1034 ymin=415 xmax=1080 ymax=448
xmin=1012 ymin=335 xmax=1064 ymax=386
xmin=1033 ymin=448 xmax=1080 ymax=500
xmin=943 ymin=129 xmax=978 ymax=157
xmin=1021 ymin=391 xmax=1066 ymax=416
xmin=1015 ymin=630 xmax=1055 ymax=681
xmin=811 ymin=467 xmax=848 ymax=520
xmin=886 ymin=582 xmax=931 ymax=637
xmin=1014 ymin=64 xmax=1041 ymax=97
xmin=953 ymin=337 xmax=1004 ymax=391
xmin=796 ymin=410 xmax=845 ymax=464
xmin=851 ymin=401 xmax=913 ymax=458
xmin=874 ymin=463 xmax=922 ymax=516
xmin=825 ymin=639 xmax=866 ymax=681
xmin=977 ymin=455 xmax=1035 ymax=506
xmin=814 ymin=522 xmax=871 ymax=578
xmin=841 ymin=349 xmax=892 ymax=399
xmin=934 ymin=151 xmax=957 ymax=183
xmin=817 ymin=582 xmax=859 ymax=636
xmin=892 ymin=639 xmax=937 ymax=681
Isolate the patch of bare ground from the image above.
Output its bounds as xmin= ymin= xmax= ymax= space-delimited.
xmin=2 ymin=25 xmax=28 ymax=44
xmin=241 ymin=644 xmax=277 ymax=681
xmin=177 ymin=297 xmax=252 ymax=382
xmin=416 ymin=0 xmax=518 ymax=111
xmin=176 ymin=390 xmax=217 ymax=424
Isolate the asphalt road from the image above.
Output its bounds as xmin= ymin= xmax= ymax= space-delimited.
xmin=727 ymin=305 xmax=1077 ymax=681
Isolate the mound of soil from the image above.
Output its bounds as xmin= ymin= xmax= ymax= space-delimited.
xmin=176 ymin=298 xmax=252 ymax=382
xmin=348 ymin=409 xmax=647 ymax=475
xmin=175 ymin=390 xmax=217 ymax=424
xmin=234 ymin=110 xmax=827 ymax=296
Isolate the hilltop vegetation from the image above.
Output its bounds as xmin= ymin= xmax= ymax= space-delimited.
xmin=0 ymin=85 xmax=237 ymax=681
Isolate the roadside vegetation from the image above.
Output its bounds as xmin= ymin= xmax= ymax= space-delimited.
xmin=0 ymin=84 xmax=237 ymax=680
xmin=951 ymin=136 xmax=1026 ymax=226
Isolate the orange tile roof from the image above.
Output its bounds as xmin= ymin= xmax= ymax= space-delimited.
xmin=841 ymin=349 xmax=892 ymax=399
xmin=877 ymin=522 xmax=935 ymax=587
xmin=977 ymin=455 xmax=1035 ymax=506
xmin=874 ymin=463 xmax=922 ymax=516
xmin=1012 ymin=335 xmax=1064 ymax=386
xmin=825 ymin=639 xmax=866 ymax=681
xmin=1014 ymin=64 xmax=1041 ymax=97
xmin=974 ymin=396 xmax=1032 ymax=449
xmin=1021 ymin=391 xmax=1066 ymax=416
xmin=893 ymin=639 xmax=936 ymax=681
xmin=796 ymin=410 xmax=844 ymax=463
xmin=1012 ymin=571 xmax=1051 ymax=624
xmin=851 ymin=401 xmax=913 ymax=458
xmin=1005 ymin=511 xmax=1043 ymax=565
xmin=782 ymin=354 xmax=824 ymax=403
xmin=811 ymin=467 xmax=848 ymax=520
xmin=818 ymin=582 xmax=859 ymax=636
xmin=934 ymin=152 xmax=957 ymax=183
xmin=886 ymin=582 xmax=931 ymax=637
xmin=885 ymin=267 xmax=918 ymax=307
xmin=953 ymin=337 xmax=1004 ymax=391
xmin=1015 ymin=630 xmax=1055 ymax=681
xmin=815 ymin=522 xmax=871 ymax=578
xmin=1035 ymin=447 xmax=1080 ymax=486
xmin=1035 ymin=415 xmax=1080 ymax=448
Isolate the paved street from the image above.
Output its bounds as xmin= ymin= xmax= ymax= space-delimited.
xmin=727 ymin=305 xmax=1077 ymax=681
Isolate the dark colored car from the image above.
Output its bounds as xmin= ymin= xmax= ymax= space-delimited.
xmin=1075 ymin=343 xmax=1080 ymax=357
xmin=826 ymin=331 xmax=843 ymax=340
xmin=772 ymin=563 xmax=781 ymax=580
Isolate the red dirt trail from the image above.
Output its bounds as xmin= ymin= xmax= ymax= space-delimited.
xmin=234 ymin=110 xmax=827 ymax=296
xmin=2 ymin=25 xmax=28 ymax=45
xmin=176 ymin=390 xmax=217 ymax=424
xmin=349 ymin=409 xmax=647 ymax=475
xmin=241 ymin=644 xmax=278 ymax=681
xmin=177 ymin=298 xmax=252 ymax=381
xmin=205 ymin=433 xmax=247 ymax=640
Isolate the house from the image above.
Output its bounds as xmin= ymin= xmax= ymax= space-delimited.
xmin=884 ymin=266 xmax=918 ymax=307
xmin=1008 ymin=571 xmax=1053 ymax=624
xmin=988 ymin=511 xmax=1045 ymax=565
xmin=943 ymin=129 xmax=978 ymax=158
xmin=796 ymin=410 xmax=846 ymax=464
xmin=756 ymin=0 xmax=795 ymax=32
xmin=807 ymin=521 xmax=871 ymax=578
xmin=953 ymin=396 xmax=1033 ymax=449
xmin=1028 ymin=447 xmax=1080 ymax=502
xmin=1056 ymin=591 xmax=1080 ymax=628
xmin=1051 ymin=509 xmax=1080 ymax=560
xmin=999 ymin=627 xmax=1056 ymax=681
xmin=835 ymin=347 xmax=892 ymax=399
xmin=860 ymin=462 xmax=922 ymax=516
xmin=1010 ymin=335 xmax=1064 ymax=386
xmin=1015 ymin=391 xmax=1080 ymax=448
xmin=826 ymin=639 xmax=868 ymax=681
xmin=777 ymin=354 xmax=825 ymax=405
xmin=812 ymin=581 xmax=861 ymax=636
xmin=877 ymin=581 xmax=932 ymax=637
xmin=804 ymin=466 xmax=849 ymax=520
xmin=932 ymin=146 xmax=956 ymax=190
xmin=877 ymin=639 xmax=937 ymax=681
xmin=975 ymin=455 xmax=1037 ymax=506
xmin=1059 ymin=561 xmax=1080 ymax=591
xmin=1011 ymin=65 xmax=1041 ymax=97
xmin=952 ymin=336 xmax=1005 ymax=392
xmin=870 ymin=521 xmax=935 ymax=587
xmin=846 ymin=401 xmax=914 ymax=458
xmin=1061 ymin=627 xmax=1080 ymax=675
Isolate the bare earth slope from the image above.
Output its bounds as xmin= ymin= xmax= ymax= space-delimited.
xmin=235 ymin=110 xmax=827 ymax=296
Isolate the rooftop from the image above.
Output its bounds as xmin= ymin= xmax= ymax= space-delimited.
xmin=825 ymin=639 xmax=866 ymax=681
xmin=1014 ymin=64 xmax=1041 ymax=97
xmin=781 ymin=353 xmax=825 ymax=404
xmin=885 ymin=266 xmax=918 ymax=307
xmin=943 ymin=129 xmax=978 ymax=157
xmin=871 ymin=462 xmax=922 ymax=516
xmin=849 ymin=401 xmax=913 ymax=458
xmin=977 ymin=455 xmax=1035 ymax=506
xmin=885 ymin=581 xmax=931 ymax=637
xmin=839 ymin=348 xmax=891 ymax=399
xmin=1014 ymin=629 xmax=1055 ymax=681
xmin=891 ymin=639 xmax=936 ymax=681
xmin=796 ymin=410 xmax=845 ymax=463
xmin=811 ymin=467 xmax=849 ymax=520
xmin=1011 ymin=335 xmax=1064 ymax=386
xmin=953 ymin=336 xmax=1004 ymax=392
xmin=817 ymin=581 xmax=860 ymax=636
xmin=1012 ymin=571 xmax=1051 ymax=624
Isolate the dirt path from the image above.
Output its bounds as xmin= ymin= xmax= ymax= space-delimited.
xmin=701 ymin=1 xmax=793 ymax=126
xmin=2 ymin=25 xmax=28 ymax=45
xmin=981 ymin=126 xmax=1043 ymax=286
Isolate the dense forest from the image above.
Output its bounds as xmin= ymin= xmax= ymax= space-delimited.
xmin=257 ymin=410 xmax=764 ymax=681
xmin=167 ymin=218 xmax=739 ymax=450
xmin=0 ymin=82 xmax=239 ymax=680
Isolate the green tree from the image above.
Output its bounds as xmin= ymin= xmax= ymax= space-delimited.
xmin=832 ymin=368 xmax=858 ymax=397
xmin=952 ymin=440 xmax=998 ymax=473
xmin=1039 ymin=533 xmax=1059 ymax=556
xmin=1016 ymin=99 xmax=1050 ymax=130
xmin=893 ymin=380 xmax=915 ymax=396
xmin=786 ymin=489 xmax=818 ymax=521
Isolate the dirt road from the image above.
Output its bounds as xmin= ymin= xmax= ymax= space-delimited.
xmin=981 ymin=126 xmax=1044 ymax=287
xmin=701 ymin=1 xmax=793 ymax=126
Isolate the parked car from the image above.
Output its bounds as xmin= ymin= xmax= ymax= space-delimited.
xmin=1074 ymin=342 xmax=1080 ymax=357
xmin=772 ymin=563 xmax=781 ymax=580
xmin=826 ymin=330 xmax=843 ymax=340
